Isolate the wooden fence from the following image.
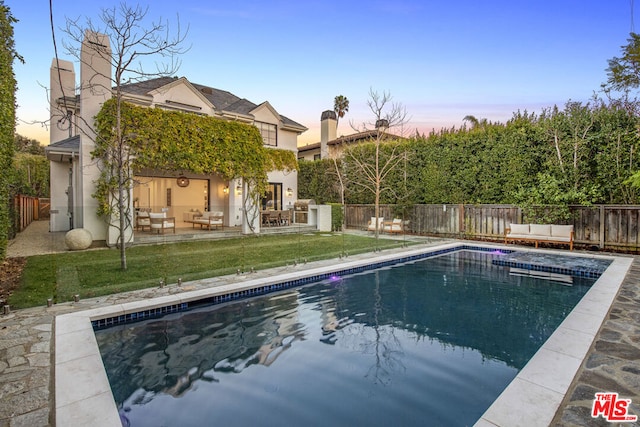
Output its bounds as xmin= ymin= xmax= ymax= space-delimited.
xmin=13 ymin=195 xmax=41 ymax=232
xmin=345 ymin=204 xmax=640 ymax=252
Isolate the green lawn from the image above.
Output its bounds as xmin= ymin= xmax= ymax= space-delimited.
xmin=11 ymin=232 xmax=411 ymax=309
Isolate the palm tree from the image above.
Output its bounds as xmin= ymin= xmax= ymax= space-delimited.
xmin=463 ymin=115 xmax=479 ymax=129
xmin=334 ymin=95 xmax=349 ymax=128
xmin=463 ymin=115 xmax=489 ymax=130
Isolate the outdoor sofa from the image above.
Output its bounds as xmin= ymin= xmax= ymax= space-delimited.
xmin=191 ymin=211 xmax=224 ymax=230
xmin=504 ymin=223 xmax=574 ymax=250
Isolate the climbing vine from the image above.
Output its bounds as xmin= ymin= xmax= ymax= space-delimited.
xmin=93 ymin=99 xmax=298 ymax=220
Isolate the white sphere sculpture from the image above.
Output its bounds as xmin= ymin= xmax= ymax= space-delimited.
xmin=65 ymin=228 xmax=93 ymax=250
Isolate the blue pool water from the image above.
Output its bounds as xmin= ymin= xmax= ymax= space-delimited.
xmin=95 ymin=250 xmax=601 ymax=427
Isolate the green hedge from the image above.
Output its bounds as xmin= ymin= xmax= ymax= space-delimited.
xmin=328 ymin=203 xmax=344 ymax=231
xmin=298 ymin=104 xmax=640 ymax=208
xmin=0 ymin=2 xmax=19 ymax=260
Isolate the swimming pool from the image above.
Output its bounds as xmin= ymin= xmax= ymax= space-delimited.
xmin=94 ymin=249 xmax=603 ymax=426
xmin=55 ymin=243 xmax=631 ymax=427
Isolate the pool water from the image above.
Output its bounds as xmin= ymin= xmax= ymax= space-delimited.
xmin=95 ymin=250 xmax=598 ymax=427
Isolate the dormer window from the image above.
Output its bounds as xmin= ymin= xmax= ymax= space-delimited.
xmin=256 ymin=121 xmax=277 ymax=146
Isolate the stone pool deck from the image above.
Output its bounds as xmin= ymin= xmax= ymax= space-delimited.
xmin=551 ymin=258 xmax=640 ymax=426
xmin=1 ymin=228 xmax=639 ymax=426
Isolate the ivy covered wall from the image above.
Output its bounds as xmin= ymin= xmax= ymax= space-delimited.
xmin=93 ymin=99 xmax=298 ymax=216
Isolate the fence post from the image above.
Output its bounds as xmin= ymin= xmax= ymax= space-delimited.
xmin=12 ymin=194 xmax=38 ymax=232
xmin=599 ymin=205 xmax=605 ymax=249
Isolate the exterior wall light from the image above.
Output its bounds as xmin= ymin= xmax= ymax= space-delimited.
xmin=236 ymin=184 xmax=243 ymax=196
xmin=286 ymin=187 xmax=293 ymax=197
xmin=223 ymin=185 xmax=229 ymax=195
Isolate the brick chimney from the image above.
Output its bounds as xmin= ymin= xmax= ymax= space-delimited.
xmin=320 ymin=110 xmax=337 ymax=159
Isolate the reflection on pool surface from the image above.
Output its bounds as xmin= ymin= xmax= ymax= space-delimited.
xmin=95 ymin=250 xmax=599 ymax=427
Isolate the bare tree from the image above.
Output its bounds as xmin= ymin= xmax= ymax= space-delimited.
xmin=541 ymin=102 xmax=594 ymax=189
xmin=344 ymin=89 xmax=409 ymax=241
xmin=62 ymin=4 xmax=188 ymax=270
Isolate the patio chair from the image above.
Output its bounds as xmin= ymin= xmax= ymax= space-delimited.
xmin=269 ymin=211 xmax=282 ymax=226
xmin=367 ymin=217 xmax=384 ymax=233
xmin=136 ymin=211 xmax=151 ymax=231
xmin=383 ymin=218 xmax=404 ymax=234
xmin=149 ymin=212 xmax=176 ymax=234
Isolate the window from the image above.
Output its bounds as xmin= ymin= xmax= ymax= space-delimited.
xmin=256 ymin=121 xmax=277 ymax=146
xmin=261 ymin=183 xmax=282 ymax=211
xmin=313 ymin=154 xmax=321 ymax=160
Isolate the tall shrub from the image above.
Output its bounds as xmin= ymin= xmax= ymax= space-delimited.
xmin=297 ymin=159 xmax=341 ymax=203
xmin=12 ymin=153 xmax=49 ymax=197
xmin=0 ymin=1 xmax=19 ymax=259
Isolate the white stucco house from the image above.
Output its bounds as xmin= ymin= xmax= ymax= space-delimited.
xmin=45 ymin=31 xmax=307 ymax=246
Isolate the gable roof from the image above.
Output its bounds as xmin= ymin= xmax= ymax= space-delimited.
xmin=148 ymin=76 xmax=213 ymax=110
xmin=119 ymin=77 xmax=307 ymax=131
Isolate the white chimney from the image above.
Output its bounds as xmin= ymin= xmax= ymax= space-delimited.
xmin=49 ymin=59 xmax=76 ymax=143
xmin=79 ymin=30 xmax=112 ymax=241
xmin=320 ymin=110 xmax=337 ymax=159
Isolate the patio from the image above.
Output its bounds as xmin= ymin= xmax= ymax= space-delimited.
xmin=133 ymin=223 xmax=317 ymax=246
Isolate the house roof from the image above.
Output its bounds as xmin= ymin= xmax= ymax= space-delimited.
xmin=298 ymin=142 xmax=321 ymax=152
xmin=327 ymin=130 xmax=385 ymax=146
xmin=119 ymin=77 xmax=307 ymax=131
xmin=45 ymin=135 xmax=80 ymax=161
xmin=297 ymin=130 xmax=401 ymax=154
xmin=45 ymin=135 xmax=80 ymax=152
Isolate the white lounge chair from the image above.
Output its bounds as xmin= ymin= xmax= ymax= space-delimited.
xmin=367 ymin=217 xmax=384 ymax=233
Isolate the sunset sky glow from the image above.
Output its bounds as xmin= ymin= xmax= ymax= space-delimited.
xmin=7 ymin=0 xmax=634 ymax=146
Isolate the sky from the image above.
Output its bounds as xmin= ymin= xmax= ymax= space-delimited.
xmin=6 ymin=0 xmax=636 ymax=146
